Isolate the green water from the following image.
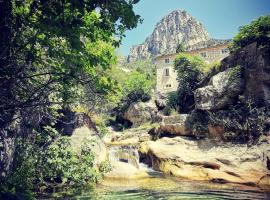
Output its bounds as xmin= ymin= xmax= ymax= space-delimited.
xmin=42 ymin=175 xmax=270 ymax=199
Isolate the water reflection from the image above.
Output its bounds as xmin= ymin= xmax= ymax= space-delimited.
xmin=46 ymin=176 xmax=270 ymax=200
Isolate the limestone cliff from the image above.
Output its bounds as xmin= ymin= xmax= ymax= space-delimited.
xmin=128 ymin=10 xmax=220 ymax=62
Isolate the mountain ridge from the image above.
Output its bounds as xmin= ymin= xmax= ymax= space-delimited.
xmin=127 ymin=10 xmax=230 ymax=62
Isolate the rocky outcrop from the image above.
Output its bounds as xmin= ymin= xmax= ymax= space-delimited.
xmin=104 ymin=126 xmax=153 ymax=146
xmin=195 ymin=67 xmax=245 ymax=110
xmin=222 ymin=42 xmax=270 ymax=106
xmin=123 ymin=100 xmax=159 ymax=127
xmin=196 ymin=42 xmax=270 ymax=109
xmin=139 ymin=136 xmax=270 ymax=187
xmin=127 ymin=10 xmax=210 ymax=62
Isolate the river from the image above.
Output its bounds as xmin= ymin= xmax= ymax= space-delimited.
xmin=42 ymin=144 xmax=270 ymax=199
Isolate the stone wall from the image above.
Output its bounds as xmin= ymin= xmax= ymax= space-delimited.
xmin=155 ymin=43 xmax=229 ymax=94
xmin=156 ymin=63 xmax=178 ymax=93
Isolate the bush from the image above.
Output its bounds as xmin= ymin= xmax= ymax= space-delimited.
xmin=208 ymin=99 xmax=270 ymax=143
xmin=0 ymin=136 xmax=104 ymax=199
xmin=229 ymin=15 xmax=270 ymax=52
xmin=185 ymin=110 xmax=209 ymax=138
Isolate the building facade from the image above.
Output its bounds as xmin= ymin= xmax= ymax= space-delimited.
xmin=155 ymin=43 xmax=230 ymax=94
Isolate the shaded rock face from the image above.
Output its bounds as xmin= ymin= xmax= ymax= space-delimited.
xmin=123 ymin=100 xmax=159 ymax=127
xmin=222 ymin=42 xmax=270 ymax=106
xmin=127 ymin=10 xmax=210 ymax=62
xmin=195 ymin=68 xmax=245 ymax=110
xmin=56 ymin=109 xmax=98 ymax=136
xmin=139 ymin=136 xmax=270 ymax=186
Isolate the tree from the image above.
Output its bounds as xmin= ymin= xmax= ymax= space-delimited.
xmin=229 ymin=15 xmax=270 ymax=52
xmin=0 ymin=0 xmax=142 ymax=128
xmin=174 ymin=53 xmax=205 ymax=113
xmin=0 ymin=0 xmax=141 ymax=196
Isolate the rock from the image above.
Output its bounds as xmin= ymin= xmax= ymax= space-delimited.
xmin=139 ymin=136 xmax=270 ymax=187
xmin=258 ymin=175 xmax=270 ymax=188
xmin=104 ymin=126 xmax=153 ymax=146
xmin=222 ymin=42 xmax=270 ymax=105
xmin=157 ymin=114 xmax=192 ymax=136
xmin=105 ymin=161 xmax=149 ymax=179
xmin=123 ymin=100 xmax=158 ymax=127
xmin=207 ymin=125 xmax=225 ymax=139
xmin=195 ymin=67 xmax=245 ymax=110
xmin=155 ymin=93 xmax=167 ymax=110
xmin=70 ymin=126 xmax=107 ymax=167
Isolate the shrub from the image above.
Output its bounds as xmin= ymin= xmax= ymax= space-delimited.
xmin=208 ymin=99 xmax=270 ymax=143
xmin=229 ymin=15 xmax=270 ymax=52
xmin=0 ymin=136 xmax=103 ymax=199
xmin=185 ymin=110 xmax=209 ymax=138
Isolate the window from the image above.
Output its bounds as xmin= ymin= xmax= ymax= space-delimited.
xmin=221 ymin=48 xmax=229 ymax=54
xmin=200 ymin=52 xmax=207 ymax=57
xmin=165 ymin=68 xmax=170 ymax=76
xmin=165 ymin=58 xmax=170 ymax=63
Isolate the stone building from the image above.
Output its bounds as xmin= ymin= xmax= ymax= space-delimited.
xmin=155 ymin=43 xmax=230 ymax=94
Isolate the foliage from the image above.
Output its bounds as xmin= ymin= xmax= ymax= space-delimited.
xmin=0 ymin=0 xmax=140 ymax=197
xmin=109 ymin=65 xmax=155 ymax=127
xmin=173 ymin=53 xmax=205 ymax=113
xmin=163 ymin=91 xmax=179 ymax=115
xmin=208 ymin=99 xmax=270 ymax=143
xmin=0 ymin=135 xmax=107 ymax=199
xmin=229 ymin=15 xmax=270 ymax=52
xmin=98 ymin=160 xmax=112 ymax=174
xmin=122 ymin=71 xmax=155 ymax=98
xmin=42 ymin=138 xmax=100 ymax=185
xmin=102 ymin=59 xmax=156 ymax=111
xmin=185 ymin=110 xmax=209 ymax=138
xmin=202 ymin=61 xmax=221 ymax=73
xmin=176 ymin=43 xmax=186 ymax=53
xmin=228 ymin=65 xmax=242 ymax=85
xmin=0 ymin=0 xmax=142 ymax=126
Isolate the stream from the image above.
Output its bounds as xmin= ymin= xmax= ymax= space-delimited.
xmin=44 ymin=145 xmax=270 ymax=199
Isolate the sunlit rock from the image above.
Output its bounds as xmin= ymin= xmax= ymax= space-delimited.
xmin=195 ymin=68 xmax=244 ymax=110
xmin=70 ymin=126 xmax=108 ymax=166
xmin=139 ymin=136 xmax=270 ymax=186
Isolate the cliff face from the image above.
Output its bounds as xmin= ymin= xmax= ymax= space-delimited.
xmin=127 ymin=10 xmax=210 ymax=62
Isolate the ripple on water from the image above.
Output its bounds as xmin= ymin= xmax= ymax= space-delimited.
xmin=74 ymin=176 xmax=270 ymax=200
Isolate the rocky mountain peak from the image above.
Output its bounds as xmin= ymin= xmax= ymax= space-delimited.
xmin=127 ymin=10 xmax=210 ymax=62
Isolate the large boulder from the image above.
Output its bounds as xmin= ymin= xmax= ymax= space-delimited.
xmin=157 ymin=114 xmax=192 ymax=136
xmin=123 ymin=100 xmax=159 ymax=127
xmin=139 ymin=136 xmax=270 ymax=187
xmin=195 ymin=67 xmax=244 ymax=110
xmin=70 ymin=126 xmax=108 ymax=167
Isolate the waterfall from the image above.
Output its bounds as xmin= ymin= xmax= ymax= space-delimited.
xmin=108 ymin=145 xmax=140 ymax=169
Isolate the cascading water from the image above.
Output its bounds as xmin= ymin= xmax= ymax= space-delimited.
xmin=108 ymin=145 xmax=156 ymax=174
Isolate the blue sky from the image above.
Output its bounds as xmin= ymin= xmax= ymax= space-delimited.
xmin=120 ymin=0 xmax=270 ymax=56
